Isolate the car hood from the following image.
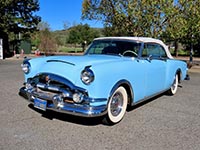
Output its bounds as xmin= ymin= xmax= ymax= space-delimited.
xmin=44 ymin=54 xmax=123 ymax=67
xmin=28 ymin=54 xmax=125 ymax=84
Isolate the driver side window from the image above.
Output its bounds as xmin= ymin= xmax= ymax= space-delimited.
xmin=142 ymin=43 xmax=167 ymax=58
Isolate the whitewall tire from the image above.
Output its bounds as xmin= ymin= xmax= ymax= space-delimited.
xmin=103 ymin=86 xmax=128 ymax=125
xmin=168 ymin=74 xmax=178 ymax=95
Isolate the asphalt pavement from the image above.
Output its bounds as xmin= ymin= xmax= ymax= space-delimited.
xmin=0 ymin=59 xmax=200 ymax=150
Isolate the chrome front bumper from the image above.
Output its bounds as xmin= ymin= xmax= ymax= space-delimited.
xmin=19 ymin=87 xmax=108 ymax=117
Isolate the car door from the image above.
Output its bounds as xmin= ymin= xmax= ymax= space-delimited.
xmin=141 ymin=43 xmax=168 ymax=97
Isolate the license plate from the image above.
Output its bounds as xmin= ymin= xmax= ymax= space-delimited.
xmin=34 ymin=98 xmax=47 ymax=111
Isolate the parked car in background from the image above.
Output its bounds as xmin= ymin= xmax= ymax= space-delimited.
xmin=19 ymin=37 xmax=189 ymax=125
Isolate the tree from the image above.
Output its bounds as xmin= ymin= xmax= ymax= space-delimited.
xmin=37 ymin=22 xmax=57 ymax=55
xmin=82 ymin=0 xmax=174 ymax=37
xmin=67 ymin=24 xmax=100 ymax=45
xmin=63 ymin=21 xmax=71 ymax=30
xmin=0 ymin=0 xmax=41 ymax=57
xmin=0 ymin=0 xmax=41 ymax=33
xmin=163 ymin=0 xmax=200 ymax=56
xmin=84 ymin=0 xmax=172 ymax=36
xmin=82 ymin=0 xmax=200 ymax=56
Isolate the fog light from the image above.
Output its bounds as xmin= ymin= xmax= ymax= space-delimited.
xmin=73 ymin=93 xmax=83 ymax=103
xmin=53 ymin=95 xmax=64 ymax=108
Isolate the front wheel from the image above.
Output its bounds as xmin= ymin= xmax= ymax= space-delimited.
xmin=168 ymin=74 xmax=178 ymax=95
xmin=103 ymin=86 xmax=128 ymax=125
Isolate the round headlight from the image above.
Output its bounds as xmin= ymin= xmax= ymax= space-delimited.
xmin=81 ymin=67 xmax=94 ymax=85
xmin=21 ymin=62 xmax=31 ymax=74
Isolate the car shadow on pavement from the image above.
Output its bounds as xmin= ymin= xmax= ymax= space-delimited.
xmin=127 ymin=92 xmax=167 ymax=112
xmin=28 ymin=104 xmax=103 ymax=126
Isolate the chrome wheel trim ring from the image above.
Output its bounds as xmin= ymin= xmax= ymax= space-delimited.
xmin=107 ymin=86 xmax=128 ymax=123
xmin=110 ymin=92 xmax=123 ymax=116
xmin=171 ymin=75 xmax=178 ymax=94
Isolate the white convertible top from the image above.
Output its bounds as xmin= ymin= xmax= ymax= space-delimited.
xmin=95 ymin=37 xmax=173 ymax=59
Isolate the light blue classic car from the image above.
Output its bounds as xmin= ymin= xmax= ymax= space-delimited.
xmin=19 ymin=37 xmax=189 ymax=124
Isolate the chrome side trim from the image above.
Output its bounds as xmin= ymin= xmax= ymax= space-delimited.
xmin=47 ymin=60 xmax=75 ymax=66
xmin=131 ymin=88 xmax=170 ymax=106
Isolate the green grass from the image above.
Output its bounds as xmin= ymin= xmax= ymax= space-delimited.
xmin=178 ymin=49 xmax=190 ymax=55
xmin=170 ymin=49 xmax=190 ymax=56
xmin=58 ymin=46 xmax=83 ymax=53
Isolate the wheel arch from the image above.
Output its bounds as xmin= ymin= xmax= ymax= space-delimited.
xmin=109 ymin=79 xmax=134 ymax=106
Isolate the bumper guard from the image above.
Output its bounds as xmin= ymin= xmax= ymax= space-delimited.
xmin=19 ymin=87 xmax=107 ymax=117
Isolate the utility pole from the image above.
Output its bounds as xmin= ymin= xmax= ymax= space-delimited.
xmin=0 ymin=39 xmax=3 ymax=59
xmin=189 ymin=35 xmax=194 ymax=63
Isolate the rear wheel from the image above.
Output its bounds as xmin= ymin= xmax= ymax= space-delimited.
xmin=103 ymin=86 xmax=128 ymax=125
xmin=168 ymin=74 xmax=178 ymax=95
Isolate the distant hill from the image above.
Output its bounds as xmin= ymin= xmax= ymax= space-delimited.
xmin=52 ymin=27 xmax=104 ymax=46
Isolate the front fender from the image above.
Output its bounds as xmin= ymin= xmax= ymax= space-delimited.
xmin=76 ymin=60 xmax=142 ymax=103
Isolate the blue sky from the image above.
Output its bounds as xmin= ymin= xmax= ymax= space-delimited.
xmin=37 ymin=0 xmax=103 ymax=31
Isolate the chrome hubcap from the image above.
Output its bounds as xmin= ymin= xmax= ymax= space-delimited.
xmin=110 ymin=92 xmax=123 ymax=116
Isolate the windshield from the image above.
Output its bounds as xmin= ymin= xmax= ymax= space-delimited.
xmin=85 ymin=39 xmax=142 ymax=57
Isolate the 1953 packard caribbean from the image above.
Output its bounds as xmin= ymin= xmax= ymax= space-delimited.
xmin=19 ymin=37 xmax=189 ymax=124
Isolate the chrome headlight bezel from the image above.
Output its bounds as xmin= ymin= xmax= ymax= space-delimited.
xmin=81 ymin=66 xmax=95 ymax=85
xmin=21 ymin=61 xmax=31 ymax=74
